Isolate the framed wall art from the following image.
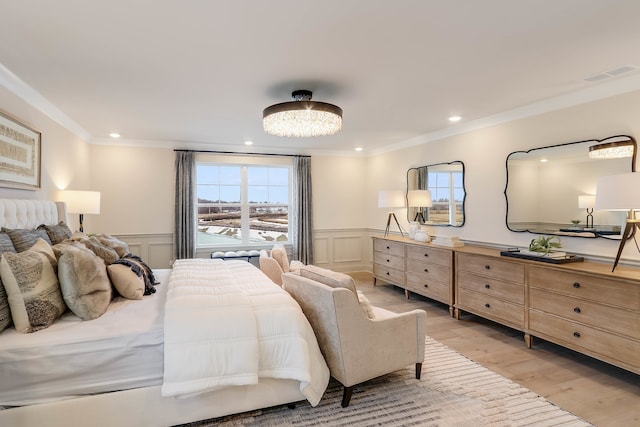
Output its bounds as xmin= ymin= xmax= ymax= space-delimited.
xmin=0 ymin=111 xmax=41 ymax=190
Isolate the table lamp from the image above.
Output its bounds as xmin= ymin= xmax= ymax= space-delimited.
xmin=407 ymin=189 xmax=432 ymax=223
xmin=578 ymin=195 xmax=596 ymax=229
xmin=60 ymin=190 xmax=101 ymax=232
xmin=378 ymin=190 xmax=405 ymax=237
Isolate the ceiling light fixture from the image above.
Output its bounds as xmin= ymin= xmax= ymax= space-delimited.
xmin=588 ymin=139 xmax=635 ymax=159
xmin=263 ymin=90 xmax=342 ymax=138
xmin=449 ymin=116 xmax=461 ymax=122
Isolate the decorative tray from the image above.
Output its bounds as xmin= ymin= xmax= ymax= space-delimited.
xmin=500 ymin=250 xmax=584 ymax=264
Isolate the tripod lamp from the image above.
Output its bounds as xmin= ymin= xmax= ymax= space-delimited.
xmin=60 ymin=190 xmax=101 ymax=233
xmin=578 ymin=195 xmax=596 ymax=229
xmin=378 ymin=190 xmax=405 ymax=237
xmin=595 ymin=173 xmax=640 ymax=272
xmin=407 ymin=189 xmax=432 ymax=223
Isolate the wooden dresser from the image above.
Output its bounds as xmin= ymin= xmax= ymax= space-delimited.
xmin=372 ymin=236 xmax=454 ymax=315
xmin=454 ymin=245 xmax=640 ymax=375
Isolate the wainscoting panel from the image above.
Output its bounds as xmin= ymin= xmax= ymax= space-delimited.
xmin=115 ymin=229 xmax=380 ymax=272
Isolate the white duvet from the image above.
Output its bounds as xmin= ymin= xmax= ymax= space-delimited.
xmin=161 ymin=259 xmax=329 ymax=406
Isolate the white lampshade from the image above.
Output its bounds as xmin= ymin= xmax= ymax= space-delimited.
xmin=578 ymin=195 xmax=596 ymax=209
xmin=595 ymin=173 xmax=640 ymax=211
xmin=378 ymin=190 xmax=405 ymax=208
xmin=60 ymin=190 xmax=101 ymax=214
xmin=407 ymin=190 xmax=433 ymax=207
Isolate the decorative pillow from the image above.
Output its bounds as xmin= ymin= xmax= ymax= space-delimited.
xmin=58 ymin=244 xmax=112 ymax=320
xmin=110 ymin=254 xmax=158 ymax=296
xmin=0 ymin=232 xmax=17 ymax=332
xmin=299 ymin=265 xmax=358 ymax=295
xmin=107 ymin=264 xmax=144 ymax=300
xmin=3 ymin=227 xmax=52 ymax=252
xmin=271 ymin=244 xmax=290 ymax=273
xmin=37 ymin=222 xmax=73 ymax=245
xmin=357 ymin=290 xmax=376 ymax=319
xmin=0 ymin=239 xmax=65 ymax=333
xmin=78 ymin=237 xmax=119 ymax=265
xmin=96 ymin=234 xmax=130 ymax=258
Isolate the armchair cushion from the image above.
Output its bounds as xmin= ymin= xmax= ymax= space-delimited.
xmin=299 ymin=265 xmax=358 ymax=295
xmin=271 ymin=244 xmax=289 ymax=273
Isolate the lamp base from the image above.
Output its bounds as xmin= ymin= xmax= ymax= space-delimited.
xmin=384 ymin=212 xmax=405 ymax=238
xmin=611 ymin=219 xmax=639 ymax=272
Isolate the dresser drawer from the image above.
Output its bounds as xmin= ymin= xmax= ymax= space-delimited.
xmin=457 ymin=289 xmax=524 ymax=327
xmin=529 ymin=310 xmax=640 ymax=372
xmin=457 ymin=271 xmax=524 ymax=305
xmin=373 ymin=251 xmax=404 ymax=271
xmin=406 ymin=258 xmax=450 ymax=283
xmin=457 ymin=253 xmax=525 ymax=284
xmin=528 ymin=265 xmax=640 ymax=310
xmin=405 ymin=276 xmax=449 ymax=302
xmin=529 ymin=288 xmax=639 ymax=340
xmin=373 ymin=238 xmax=405 ymax=257
xmin=406 ymin=245 xmax=450 ymax=266
xmin=373 ymin=264 xmax=405 ymax=285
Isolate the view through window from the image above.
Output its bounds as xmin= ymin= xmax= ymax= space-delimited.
xmin=196 ymin=163 xmax=291 ymax=247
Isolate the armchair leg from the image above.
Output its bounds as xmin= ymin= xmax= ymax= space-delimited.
xmin=415 ymin=362 xmax=422 ymax=380
xmin=341 ymin=386 xmax=353 ymax=407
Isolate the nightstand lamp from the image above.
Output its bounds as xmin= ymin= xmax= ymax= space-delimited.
xmin=378 ymin=190 xmax=406 ymax=237
xmin=595 ymin=172 xmax=640 ymax=271
xmin=60 ymin=190 xmax=101 ymax=232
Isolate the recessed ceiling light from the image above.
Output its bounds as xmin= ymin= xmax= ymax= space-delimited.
xmin=244 ymin=140 xmax=253 ymax=145
xmin=109 ymin=133 xmax=121 ymax=138
xmin=355 ymin=147 xmax=363 ymax=152
xmin=540 ymin=158 xmax=548 ymax=163
xmin=448 ymin=116 xmax=462 ymax=122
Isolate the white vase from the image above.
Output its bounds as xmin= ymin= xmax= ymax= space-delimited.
xmin=408 ymin=222 xmax=420 ymax=239
xmin=414 ymin=230 xmax=429 ymax=242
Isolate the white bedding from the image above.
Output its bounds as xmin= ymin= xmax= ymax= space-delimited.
xmin=162 ymin=259 xmax=329 ymax=406
xmin=0 ymin=269 xmax=171 ymax=407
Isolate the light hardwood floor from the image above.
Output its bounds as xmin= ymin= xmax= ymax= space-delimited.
xmin=351 ymin=272 xmax=640 ymax=427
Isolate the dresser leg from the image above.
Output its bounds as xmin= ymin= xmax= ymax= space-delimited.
xmin=373 ymin=277 xmax=377 ymax=286
xmin=405 ymin=289 xmax=410 ymax=299
xmin=449 ymin=306 xmax=455 ymax=318
xmin=454 ymin=308 xmax=461 ymax=320
xmin=524 ymin=334 xmax=532 ymax=349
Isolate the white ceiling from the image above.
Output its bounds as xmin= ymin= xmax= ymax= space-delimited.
xmin=2 ymin=0 xmax=640 ymax=155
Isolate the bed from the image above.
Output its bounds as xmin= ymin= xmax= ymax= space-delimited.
xmin=0 ymin=199 xmax=329 ymax=427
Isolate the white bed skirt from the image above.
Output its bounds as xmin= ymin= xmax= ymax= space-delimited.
xmin=0 ymin=378 xmax=304 ymax=427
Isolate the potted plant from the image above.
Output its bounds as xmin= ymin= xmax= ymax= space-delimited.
xmin=529 ymin=235 xmax=562 ymax=256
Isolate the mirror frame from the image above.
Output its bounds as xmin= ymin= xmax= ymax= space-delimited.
xmin=406 ymin=161 xmax=466 ymax=227
xmin=504 ymin=134 xmax=636 ymax=238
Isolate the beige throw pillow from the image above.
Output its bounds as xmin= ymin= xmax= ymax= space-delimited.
xmin=299 ymin=265 xmax=358 ymax=295
xmin=58 ymin=244 xmax=112 ymax=320
xmin=107 ymin=263 xmax=145 ymax=300
xmin=0 ymin=239 xmax=66 ymax=333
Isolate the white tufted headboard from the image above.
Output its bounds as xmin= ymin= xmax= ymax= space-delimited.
xmin=0 ymin=199 xmax=68 ymax=229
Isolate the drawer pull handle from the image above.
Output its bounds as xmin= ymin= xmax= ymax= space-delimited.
xmin=386 ymin=246 xmax=390 ymax=250
xmin=573 ymin=332 xmax=581 ymax=338
xmin=485 ymin=265 xmax=491 ymax=270
xmin=386 ymin=259 xmax=390 ymax=263
xmin=386 ymin=272 xmax=390 ymax=276
xmin=573 ymin=307 xmax=581 ymax=314
xmin=485 ymin=303 xmax=491 ymax=308
xmin=424 ymin=253 xmax=429 ymax=257
xmin=485 ymin=284 xmax=491 ymax=289
xmin=424 ymin=284 xmax=429 ymax=288
xmin=573 ymin=282 xmax=581 ymax=289
xmin=424 ymin=268 xmax=429 ymax=272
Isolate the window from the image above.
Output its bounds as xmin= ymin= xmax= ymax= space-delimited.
xmin=196 ymin=161 xmax=292 ymax=248
xmin=428 ymin=170 xmax=464 ymax=225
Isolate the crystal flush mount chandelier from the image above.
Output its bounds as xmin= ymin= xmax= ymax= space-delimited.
xmin=263 ymin=90 xmax=343 ymax=138
xmin=588 ymin=139 xmax=635 ymax=159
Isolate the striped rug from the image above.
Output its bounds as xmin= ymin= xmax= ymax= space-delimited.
xmin=181 ymin=337 xmax=592 ymax=426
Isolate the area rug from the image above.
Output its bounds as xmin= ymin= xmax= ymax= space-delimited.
xmin=178 ymin=337 xmax=592 ymax=426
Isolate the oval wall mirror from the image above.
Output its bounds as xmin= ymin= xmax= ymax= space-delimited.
xmin=505 ymin=135 xmax=636 ymax=238
xmin=406 ymin=161 xmax=466 ymax=227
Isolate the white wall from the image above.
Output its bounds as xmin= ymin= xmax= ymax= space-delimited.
xmin=0 ymin=86 xmax=92 ymax=230
xmin=365 ymin=89 xmax=640 ymax=266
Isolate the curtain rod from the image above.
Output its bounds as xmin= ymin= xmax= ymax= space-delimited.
xmin=174 ymin=149 xmax=310 ymax=158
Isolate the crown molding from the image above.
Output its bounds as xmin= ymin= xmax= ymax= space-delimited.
xmin=0 ymin=62 xmax=92 ymax=141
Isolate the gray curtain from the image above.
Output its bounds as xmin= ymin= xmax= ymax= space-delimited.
xmin=292 ymin=156 xmax=314 ymax=264
xmin=174 ymin=151 xmax=196 ymax=260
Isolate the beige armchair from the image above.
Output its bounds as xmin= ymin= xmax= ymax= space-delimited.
xmin=282 ymin=267 xmax=426 ymax=407
xmin=259 ymin=244 xmax=303 ymax=286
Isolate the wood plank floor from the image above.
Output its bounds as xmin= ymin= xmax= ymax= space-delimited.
xmin=351 ymin=272 xmax=640 ymax=427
